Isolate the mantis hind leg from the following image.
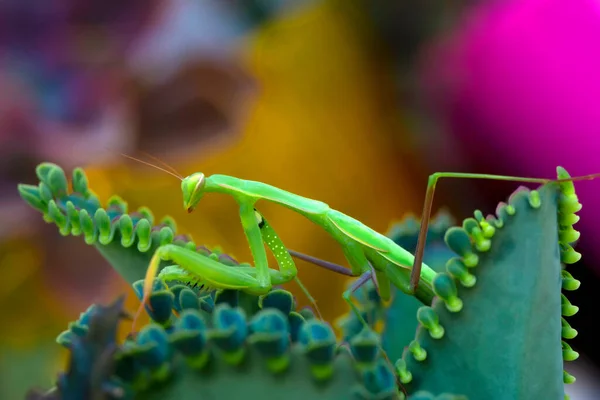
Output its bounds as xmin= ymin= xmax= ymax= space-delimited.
xmin=289 ymin=250 xmax=390 ymax=328
xmin=410 ymin=171 xmax=555 ymax=291
xmin=342 ymin=270 xmax=375 ymax=330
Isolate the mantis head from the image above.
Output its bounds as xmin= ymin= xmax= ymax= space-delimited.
xmin=182 ymin=172 xmax=206 ymax=213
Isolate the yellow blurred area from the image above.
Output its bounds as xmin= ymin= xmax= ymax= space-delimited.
xmin=1 ymin=1 xmax=425 ymax=395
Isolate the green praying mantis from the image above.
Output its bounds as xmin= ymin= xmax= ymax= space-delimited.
xmin=130 ymin=154 xmax=600 ymax=331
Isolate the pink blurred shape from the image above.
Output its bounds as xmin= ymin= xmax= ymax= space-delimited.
xmin=421 ymin=0 xmax=600 ymax=269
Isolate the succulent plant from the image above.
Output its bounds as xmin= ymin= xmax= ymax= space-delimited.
xmin=20 ymin=163 xmax=581 ymax=399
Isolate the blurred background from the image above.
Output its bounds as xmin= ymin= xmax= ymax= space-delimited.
xmin=1 ymin=0 xmax=599 ymax=398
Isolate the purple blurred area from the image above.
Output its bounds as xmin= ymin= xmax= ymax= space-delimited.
xmin=420 ymin=0 xmax=600 ymax=271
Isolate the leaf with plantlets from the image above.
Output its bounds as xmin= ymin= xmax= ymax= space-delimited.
xmin=397 ymin=168 xmax=582 ymax=399
xmin=28 ymin=297 xmax=131 ymax=400
xmin=381 ymin=212 xmax=457 ymax=361
xmin=45 ymin=288 xmax=403 ymax=399
xmin=21 ymin=162 xmax=587 ymax=399
xmin=17 ymin=162 xmax=246 ymax=286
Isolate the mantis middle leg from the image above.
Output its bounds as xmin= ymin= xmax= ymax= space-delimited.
xmin=255 ymin=209 xmax=324 ymax=318
xmin=290 ymin=245 xmax=389 ymax=329
xmin=238 ymin=202 xmax=272 ymax=291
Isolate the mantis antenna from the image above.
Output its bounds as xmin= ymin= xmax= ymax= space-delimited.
xmin=138 ymin=150 xmax=184 ymax=178
xmin=119 ymin=153 xmax=183 ymax=181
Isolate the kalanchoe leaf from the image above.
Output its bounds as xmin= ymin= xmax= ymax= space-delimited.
xmin=56 ymin=304 xmax=101 ymax=348
xmin=20 ymin=162 xmax=246 ymax=289
xmin=401 ymin=179 xmax=574 ymax=399
xmin=473 ymin=209 xmax=495 ymax=238
xmin=47 ymin=166 xmax=69 ymax=197
xmin=157 ymin=226 xmax=175 ymax=246
xmin=462 ymin=218 xmax=491 ymax=252
xmin=561 ymin=294 xmax=579 ymax=317
xmin=432 ymin=273 xmax=462 ymax=313
xmin=17 ymin=184 xmax=46 ymax=212
xmin=248 ymin=309 xmax=291 ymax=372
xmin=336 ymin=309 xmax=370 ymax=342
xmin=179 ymin=287 xmax=202 ymax=311
xmin=211 ymin=304 xmax=248 ymax=365
xmin=134 ymin=324 xmax=173 ymax=381
xmin=95 ymin=208 xmax=113 ymax=245
xmin=158 ymin=216 xmax=177 ymax=231
xmin=133 ymin=279 xmax=175 ymax=326
xmin=288 ymin=311 xmax=306 ymax=343
xmin=56 ymin=331 xmax=75 ymax=348
xmin=408 ymin=392 xmax=468 ymax=400
xmin=199 ymin=295 xmax=216 ymax=314
xmin=298 ymin=307 xmax=317 ymax=321
xmin=114 ymin=346 xmax=150 ymax=389
xmin=298 ymin=319 xmax=337 ymax=380
xmin=377 ymin=212 xmax=456 ymax=362
xmin=408 ymin=340 xmax=427 ymax=362
xmin=48 ymin=200 xmax=68 ymax=235
xmin=169 ymin=285 xmax=191 ymax=312
xmin=349 ymin=328 xmax=381 ymax=367
xmin=107 ymin=195 xmax=128 ymax=214
xmin=79 ymin=209 xmax=97 ymax=244
xmin=259 ymin=289 xmax=296 ymax=315
xmin=49 ymin=297 xmax=129 ymax=399
xmin=561 ymin=270 xmax=581 ymax=291
xmin=71 ymin=167 xmax=89 ymax=195
xmin=66 ymin=201 xmax=81 ymax=235
xmin=39 ymin=182 xmax=54 ymax=203
xmin=135 ymin=219 xmax=153 ymax=252
xmin=561 ymin=341 xmax=579 ymax=362
xmin=416 ymin=306 xmax=444 ymax=339
xmin=355 ymin=358 xmax=398 ymax=399
xmin=395 ymin=359 xmax=412 ymax=384
xmin=444 ymin=228 xmax=478 ymax=267
xmin=445 ymin=258 xmax=476 ymax=288
xmin=147 ymin=291 xmax=176 ymax=327
xmin=35 ymin=162 xmax=57 ymax=186
xmin=68 ymin=322 xmax=89 ymax=338
xmin=119 ymin=214 xmax=135 ymax=247
xmin=214 ymin=289 xmax=240 ymax=308
xmin=169 ymin=310 xmax=210 ymax=369
xmin=20 ymin=161 xmax=587 ymax=399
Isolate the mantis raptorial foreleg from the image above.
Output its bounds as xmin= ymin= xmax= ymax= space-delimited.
xmin=137 ymin=205 xmax=329 ymax=326
xmin=238 ymin=202 xmax=271 ymax=291
xmin=135 ymin=244 xmax=270 ymax=329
